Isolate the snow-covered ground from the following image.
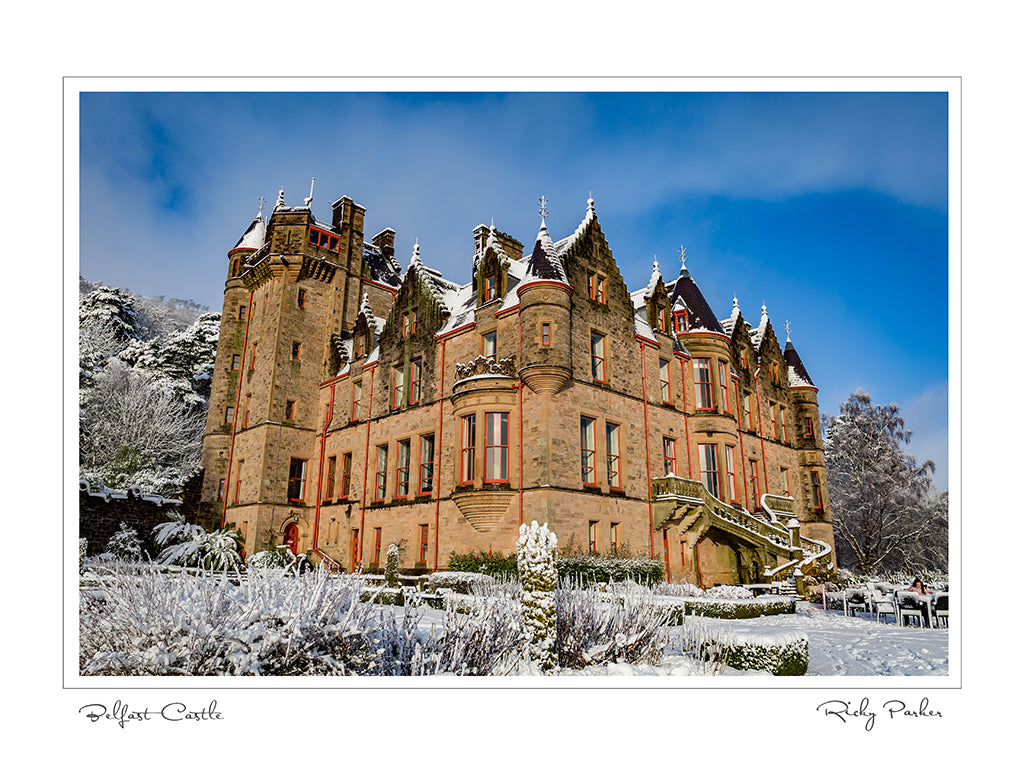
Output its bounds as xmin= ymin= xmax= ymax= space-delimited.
xmin=407 ymin=601 xmax=949 ymax=677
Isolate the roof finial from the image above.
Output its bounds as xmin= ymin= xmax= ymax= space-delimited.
xmin=257 ymin=195 xmax=265 ymax=218
xmin=303 ymin=177 xmax=315 ymax=207
xmin=587 ymin=192 xmax=595 ymax=216
xmin=411 ymin=238 xmax=421 ymax=265
xmin=679 ymin=245 xmax=688 ymax=271
xmin=762 ymin=301 xmax=768 ymax=317
xmin=275 ymin=188 xmax=286 ymax=209
xmin=538 ymin=195 xmax=549 ymax=224
xmin=733 ymin=294 xmax=739 ymax=310
xmin=785 ymin=320 xmax=791 ymax=342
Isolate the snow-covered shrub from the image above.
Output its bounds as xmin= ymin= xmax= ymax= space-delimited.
xmin=103 ymin=522 xmax=146 ymax=562
xmin=79 ymin=538 xmax=88 ymax=575
xmin=247 ymin=546 xmax=298 ymax=571
xmin=680 ymin=596 xmax=795 ymax=620
xmin=669 ymin=622 xmax=728 ymax=675
xmin=152 ymin=512 xmax=242 ymax=570
xmin=704 ymin=584 xmax=755 ymax=600
xmin=384 ymin=543 xmax=400 ymax=588
xmin=555 ymin=580 xmax=669 ymax=669
xmin=426 ymin=570 xmax=497 ymax=594
xmin=707 ymin=631 xmax=809 ymax=676
xmin=654 ymin=581 xmax=705 ymax=598
xmin=555 ymin=553 xmax=664 ymax=585
xmin=517 ymin=521 xmax=558 ymax=672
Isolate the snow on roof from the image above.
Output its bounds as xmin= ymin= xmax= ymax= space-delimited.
xmin=553 ymin=196 xmax=597 ymax=256
xmin=233 ymin=214 xmax=266 ymax=250
xmin=784 ymin=339 xmax=816 ymax=388
xmin=666 ymin=266 xmax=727 ymax=336
xmin=362 ymin=241 xmax=402 ymax=287
xmin=633 ymin=310 xmax=657 ymax=343
xmin=643 ymin=258 xmax=663 ymax=299
xmin=750 ymin=303 xmax=770 ymax=347
xmin=435 ymin=281 xmax=477 ymax=337
xmin=520 ymin=221 xmax=569 ymax=289
xmin=720 ymin=296 xmax=743 ymax=336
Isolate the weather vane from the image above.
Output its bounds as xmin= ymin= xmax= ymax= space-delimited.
xmin=539 ymin=195 xmax=549 ymax=221
xmin=257 ymin=196 xmax=265 ymax=217
xmin=679 ymin=245 xmax=687 ymax=269
xmin=785 ymin=320 xmax=791 ymax=341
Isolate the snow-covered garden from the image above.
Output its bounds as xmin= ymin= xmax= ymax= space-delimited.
xmin=80 ymin=522 xmax=948 ymax=678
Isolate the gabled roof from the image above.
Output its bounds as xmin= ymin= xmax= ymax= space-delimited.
xmin=665 ymin=266 xmax=726 ymax=335
xmin=362 ymin=241 xmax=402 ymax=287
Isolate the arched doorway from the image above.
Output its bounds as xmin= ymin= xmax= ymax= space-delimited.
xmin=283 ymin=524 xmax=299 ymax=555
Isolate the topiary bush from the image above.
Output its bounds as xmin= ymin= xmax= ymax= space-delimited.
xmin=555 ymin=554 xmax=664 ymax=585
xmin=446 ymin=550 xmax=518 ymax=578
xmin=517 ymin=521 xmax=558 ymax=672
xmin=711 ymin=632 xmax=809 ymax=676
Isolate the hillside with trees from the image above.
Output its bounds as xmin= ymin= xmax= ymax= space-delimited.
xmin=79 ymin=277 xmax=218 ymax=496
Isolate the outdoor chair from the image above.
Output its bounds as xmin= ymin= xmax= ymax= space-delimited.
xmin=933 ymin=592 xmax=949 ymax=628
xmin=843 ymin=588 xmax=871 ymax=617
xmin=870 ymin=589 xmax=897 ymax=624
xmin=896 ymin=591 xmax=931 ymax=628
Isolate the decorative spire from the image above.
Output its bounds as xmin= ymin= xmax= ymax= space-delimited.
xmin=303 ymin=177 xmax=315 ymax=207
xmin=538 ymin=195 xmax=549 ymax=224
xmin=586 ymin=193 xmax=595 ymax=216
xmin=257 ymin=195 xmax=265 ymax=219
xmin=410 ymin=238 xmax=421 ymax=266
xmin=679 ymin=245 xmax=688 ymax=272
xmin=785 ymin=320 xmax=791 ymax=342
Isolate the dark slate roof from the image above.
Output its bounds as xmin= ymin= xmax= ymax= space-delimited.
xmin=362 ymin=242 xmax=402 ymax=287
xmin=666 ymin=268 xmax=726 ymax=335
xmin=784 ymin=340 xmax=815 ymax=388
xmin=522 ymin=223 xmax=569 ymax=284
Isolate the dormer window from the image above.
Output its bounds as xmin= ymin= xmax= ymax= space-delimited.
xmin=356 ymin=333 xmax=367 ymax=357
xmin=484 ymin=273 xmax=497 ymax=302
xmin=308 ymin=225 xmax=339 ymax=251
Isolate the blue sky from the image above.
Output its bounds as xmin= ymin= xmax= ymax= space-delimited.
xmin=78 ymin=90 xmax=950 ymax=488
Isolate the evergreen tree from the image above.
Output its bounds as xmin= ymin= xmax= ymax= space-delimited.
xmin=517 ymin=521 xmax=558 ymax=672
xmin=823 ymin=389 xmax=946 ymax=575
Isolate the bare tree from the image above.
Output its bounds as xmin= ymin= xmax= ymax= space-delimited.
xmin=823 ymin=389 xmax=946 ymax=575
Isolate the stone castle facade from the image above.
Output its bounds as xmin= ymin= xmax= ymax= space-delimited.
xmin=200 ymin=189 xmax=836 ymax=586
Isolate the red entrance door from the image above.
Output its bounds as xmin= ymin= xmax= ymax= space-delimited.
xmin=283 ymin=524 xmax=298 ymax=555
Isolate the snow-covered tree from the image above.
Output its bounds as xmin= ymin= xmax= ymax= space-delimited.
xmin=104 ymin=522 xmax=146 ymax=562
xmin=823 ymin=389 xmax=946 ymax=575
xmin=384 ymin=543 xmax=400 ymax=587
xmin=152 ymin=512 xmax=242 ymax=570
xmin=79 ymin=359 xmax=205 ymax=495
xmin=516 ymin=521 xmax=558 ymax=672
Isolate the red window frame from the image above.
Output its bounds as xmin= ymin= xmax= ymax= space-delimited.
xmin=590 ymin=332 xmax=606 ymax=382
xmin=597 ymin=276 xmax=606 ymax=304
xmin=340 ymin=453 xmax=353 ymax=497
xmin=419 ymin=524 xmax=429 ymax=563
xmin=288 ymin=458 xmax=307 ymax=502
xmin=395 ymin=439 xmax=411 ymax=498
xmin=484 ymin=272 xmax=497 ymax=301
xmin=804 ymin=416 xmax=813 ymax=438
xmin=391 ymin=365 xmax=405 ymax=410
xmin=663 ymin=529 xmax=671 ymax=580
xmin=418 ymin=433 xmax=435 ymax=495
xmin=663 ymin=437 xmax=677 ymax=476
xmin=811 ymin=471 xmax=824 ymax=509
xmin=482 ymin=331 xmax=497 ymax=359
xmin=232 ymin=354 xmax=241 ymax=371
xmin=292 ymin=341 xmax=301 ymax=360
xmin=781 ymin=467 xmax=790 ymax=495
xmin=351 ymin=380 xmax=362 ymax=421
xmin=325 ymin=455 xmax=337 ymax=501
xmin=780 ymin=406 xmax=788 ymax=442
xmin=225 ymin=406 xmax=234 ymax=424
xmin=373 ymin=527 xmax=382 ymax=564
xmin=308 ymin=225 xmax=339 ymax=252
xmin=217 ymin=478 xmax=225 ymax=500
xmin=402 ymin=313 xmax=410 ymax=337
xmin=541 ymin=323 xmax=550 ymax=346
xmin=768 ymin=402 xmax=777 ymax=439
xmin=234 ymin=460 xmax=243 ymax=503
xmin=409 ymin=359 xmax=422 ymax=404
xmin=659 ymin=359 xmax=671 ymax=403
xmin=587 ymin=272 xmax=596 ymax=300
xmin=694 ymin=358 xmax=713 ymax=410
xmin=374 ymin=445 xmax=388 ymax=501
xmin=285 ymin=400 xmax=295 ymax=420
xmin=718 ymin=360 xmax=730 ymax=413
xmin=460 ymin=414 xmax=476 ymax=484
xmin=580 ymin=416 xmax=597 ymax=485
xmin=250 ymin=342 xmax=257 ymax=370
xmin=297 ymin=288 xmax=306 ymax=308
xmin=606 ymin=422 xmax=621 ymax=490
xmin=698 ymin=443 xmax=720 ymax=499
xmin=356 ymin=334 xmax=366 ymax=357
xmin=243 ymin=394 xmax=251 ymax=427
xmin=484 ymin=412 xmax=509 ymax=482
xmin=351 ymin=528 xmax=360 ymax=571
xmin=724 ymin=444 xmax=738 ymax=502
xmin=238 ymin=304 xmax=247 ymax=320
xmin=610 ymin=522 xmax=619 ymax=555
xmin=589 ymin=521 xmax=598 ymax=554
xmin=749 ymin=460 xmax=759 ymax=508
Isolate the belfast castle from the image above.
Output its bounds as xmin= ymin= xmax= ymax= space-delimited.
xmin=200 ymin=188 xmax=836 ymax=587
